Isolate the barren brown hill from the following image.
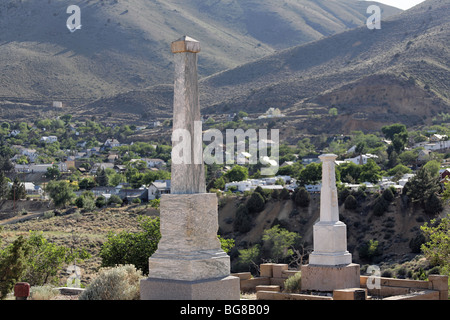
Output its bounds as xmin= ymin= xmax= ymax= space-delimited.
xmin=0 ymin=0 xmax=400 ymax=107
xmin=79 ymin=0 xmax=448 ymax=133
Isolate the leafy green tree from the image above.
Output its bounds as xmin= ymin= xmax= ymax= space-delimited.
xmin=22 ymin=232 xmax=90 ymax=286
xmin=0 ymin=231 xmax=90 ymax=298
xmin=213 ymin=176 xmax=226 ymax=190
xmin=45 ymin=164 xmax=61 ymax=179
xmin=359 ymin=159 xmax=382 ymax=183
xmin=45 ymin=180 xmax=76 ymax=208
xmin=423 ymin=160 xmax=441 ymax=177
xmin=358 ymin=239 xmax=381 ymax=262
xmin=420 ymin=215 xmax=450 ymax=275
xmin=261 ymin=225 xmax=301 ymax=263
xmin=387 ymin=164 xmax=412 ymax=177
xmin=225 ymin=165 xmax=248 ymax=182
xmin=297 ymin=162 xmax=322 ymax=185
xmin=0 ymin=235 xmax=29 ymax=299
xmin=100 ymin=217 xmax=161 ymax=274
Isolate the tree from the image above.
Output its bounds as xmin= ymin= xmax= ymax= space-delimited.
xmin=22 ymin=231 xmax=90 ymax=286
xmin=344 ymin=195 xmax=358 ymax=210
xmin=297 ymin=162 xmax=322 ymax=185
xmin=381 ymin=124 xmax=407 ymax=141
xmin=359 ymin=159 xmax=382 ymax=183
xmin=9 ymin=177 xmax=26 ymax=201
xmin=420 ymin=215 xmax=450 ymax=275
xmin=0 ymin=231 xmax=90 ymax=298
xmin=246 ymin=192 xmax=265 ymax=213
xmin=0 ymin=171 xmax=9 ymax=199
xmin=234 ymin=204 xmax=252 ymax=233
xmin=405 ymin=166 xmax=440 ymax=206
xmin=45 ymin=164 xmax=61 ymax=179
xmin=96 ymin=168 xmax=109 ymax=187
xmin=423 ymin=160 xmax=441 ymax=178
xmin=423 ymin=193 xmax=443 ymax=215
xmin=45 ymin=180 xmax=76 ymax=208
xmin=261 ymin=225 xmax=301 ymax=263
xmin=100 ymin=217 xmax=161 ymax=274
xmin=225 ymin=165 xmax=248 ymax=182
xmin=0 ymin=235 xmax=29 ymax=299
xmin=358 ymin=239 xmax=381 ymax=262
xmin=294 ymin=187 xmax=310 ymax=207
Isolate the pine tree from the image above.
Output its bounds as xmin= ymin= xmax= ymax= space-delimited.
xmin=9 ymin=177 xmax=26 ymax=201
xmin=0 ymin=171 xmax=9 ymax=199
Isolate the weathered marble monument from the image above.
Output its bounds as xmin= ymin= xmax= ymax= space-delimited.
xmin=301 ymin=154 xmax=360 ymax=291
xmin=140 ymin=36 xmax=240 ymax=300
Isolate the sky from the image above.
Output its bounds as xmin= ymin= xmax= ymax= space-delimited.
xmin=363 ymin=0 xmax=427 ymax=10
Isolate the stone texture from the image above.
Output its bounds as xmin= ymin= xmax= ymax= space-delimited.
xmin=148 ymin=193 xmax=230 ymax=281
xmin=170 ymin=36 xmax=205 ymax=195
xmin=333 ymin=288 xmax=367 ymax=300
xmin=140 ymin=276 xmax=240 ymax=300
xmin=301 ymin=264 xmax=360 ymax=292
xmin=308 ymin=154 xmax=352 ymax=266
xmin=140 ymin=36 xmax=239 ymax=300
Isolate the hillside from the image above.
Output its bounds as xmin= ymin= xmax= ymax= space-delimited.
xmin=1 ymin=193 xmax=446 ymax=287
xmin=218 ymin=193 xmax=450 ymax=272
xmin=0 ymin=0 xmax=401 ymax=115
xmin=198 ymin=0 xmax=449 ymax=132
xmin=80 ymin=0 xmax=448 ymax=133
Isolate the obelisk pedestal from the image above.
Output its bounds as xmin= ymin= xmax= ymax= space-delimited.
xmin=140 ymin=36 xmax=239 ymax=300
xmin=301 ymin=154 xmax=360 ymax=291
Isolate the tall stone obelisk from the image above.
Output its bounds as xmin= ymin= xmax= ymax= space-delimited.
xmin=140 ymin=36 xmax=240 ymax=300
xmin=301 ymin=154 xmax=360 ymax=291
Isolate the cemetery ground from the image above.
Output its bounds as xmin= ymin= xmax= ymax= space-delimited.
xmin=0 ymin=190 xmax=447 ymax=300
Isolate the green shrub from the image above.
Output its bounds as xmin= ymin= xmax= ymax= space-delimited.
xmin=100 ymin=217 xmax=160 ymax=274
xmin=382 ymin=188 xmax=395 ymax=202
xmin=294 ymin=187 xmax=310 ymax=207
xmin=344 ymin=195 xmax=358 ymax=210
xmin=246 ymin=192 xmax=265 ymax=213
xmin=107 ymin=195 xmax=122 ymax=205
xmin=283 ymin=272 xmax=302 ymax=293
xmin=30 ymin=285 xmax=59 ymax=300
xmin=358 ymin=239 xmax=381 ymax=262
xmin=78 ymin=265 xmax=143 ymax=300
xmin=234 ymin=204 xmax=252 ymax=233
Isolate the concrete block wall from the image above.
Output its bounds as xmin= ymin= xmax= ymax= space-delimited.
xmin=233 ymin=263 xmax=448 ymax=300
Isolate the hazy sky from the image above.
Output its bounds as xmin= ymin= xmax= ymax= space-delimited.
xmin=363 ymin=0 xmax=426 ymax=10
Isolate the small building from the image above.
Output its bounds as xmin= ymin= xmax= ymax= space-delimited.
xmin=142 ymin=158 xmax=166 ymax=169
xmin=104 ymin=138 xmax=120 ymax=148
xmin=148 ymin=180 xmax=171 ymax=200
xmin=40 ymin=136 xmax=58 ymax=143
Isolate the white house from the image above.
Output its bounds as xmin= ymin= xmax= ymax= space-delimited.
xmin=344 ymin=154 xmax=378 ymax=165
xmin=142 ymin=158 xmax=166 ymax=169
xmin=104 ymin=138 xmax=120 ymax=148
xmin=148 ymin=180 xmax=171 ymax=200
xmin=40 ymin=136 xmax=58 ymax=143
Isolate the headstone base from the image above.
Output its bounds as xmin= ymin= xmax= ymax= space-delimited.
xmin=301 ymin=263 xmax=360 ymax=292
xmin=140 ymin=276 xmax=240 ymax=300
